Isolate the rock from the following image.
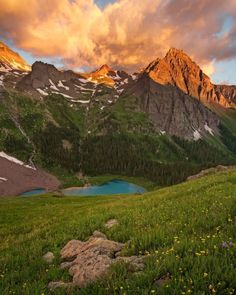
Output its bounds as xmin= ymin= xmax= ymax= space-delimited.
xmin=154 ymin=273 xmax=171 ymax=287
xmin=55 ymin=232 xmax=146 ymax=289
xmin=42 ymin=252 xmax=54 ymax=263
xmin=60 ymin=261 xmax=73 ymax=269
xmin=69 ymin=252 xmax=112 ymax=287
xmin=92 ymin=230 xmax=107 ymax=239
xmin=48 ymin=281 xmax=74 ymax=291
xmin=187 ymin=165 xmax=232 ymax=181
xmin=116 ymin=256 xmax=145 ymax=271
xmin=78 ymin=235 xmax=124 ymax=258
xmin=60 ymin=240 xmax=84 ymax=260
xmin=105 ymin=219 xmax=119 ymax=229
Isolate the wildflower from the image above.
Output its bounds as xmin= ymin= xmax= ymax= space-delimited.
xmin=203 ymin=272 xmax=208 ymax=278
xmin=151 ymin=290 xmax=155 ymax=294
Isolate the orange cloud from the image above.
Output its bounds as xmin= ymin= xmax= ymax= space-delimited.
xmin=0 ymin=0 xmax=235 ymax=72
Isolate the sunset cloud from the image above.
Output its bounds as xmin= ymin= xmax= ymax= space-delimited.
xmin=0 ymin=0 xmax=235 ymax=72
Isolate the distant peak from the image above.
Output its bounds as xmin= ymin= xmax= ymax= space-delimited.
xmin=0 ymin=40 xmax=30 ymax=71
xmin=96 ymin=64 xmax=114 ymax=74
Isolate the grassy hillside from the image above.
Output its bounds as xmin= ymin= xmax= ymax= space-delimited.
xmin=0 ymin=169 xmax=236 ymax=294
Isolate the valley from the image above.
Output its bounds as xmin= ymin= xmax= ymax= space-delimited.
xmin=0 ymin=40 xmax=236 ymax=294
xmin=1 ymin=42 xmax=236 ymax=194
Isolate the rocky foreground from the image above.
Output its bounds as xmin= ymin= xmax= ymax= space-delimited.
xmin=0 ymin=154 xmax=60 ymax=196
xmin=47 ymin=227 xmax=147 ymax=291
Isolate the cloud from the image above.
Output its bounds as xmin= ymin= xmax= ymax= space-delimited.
xmin=0 ymin=0 xmax=235 ymax=72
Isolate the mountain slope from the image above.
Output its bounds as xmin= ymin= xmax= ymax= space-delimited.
xmin=0 ymin=41 xmax=30 ymax=72
xmin=1 ymin=168 xmax=236 ymax=293
xmin=126 ymin=72 xmax=219 ymax=139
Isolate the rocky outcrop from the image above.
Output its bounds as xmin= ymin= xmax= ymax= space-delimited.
xmin=187 ymin=165 xmax=235 ymax=181
xmin=49 ymin=231 xmax=145 ymax=289
xmin=17 ymin=61 xmax=79 ymax=96
xmin=214 ymin=84 xmax=236 ymax=105
xmin=144 ymin=48 xmax=235 ymax=108
xmin=129 ymin=73 xmax=219 ymax=140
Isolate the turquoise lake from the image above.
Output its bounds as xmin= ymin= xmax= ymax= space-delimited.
xmin=63 ymin=180 xmax=146 ymax=196
xmin=20 ymin=180 xmax=146 ymax=196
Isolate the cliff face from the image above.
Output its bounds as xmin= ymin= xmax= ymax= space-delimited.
xmin=214 ymin=84 xmax=236 ymax=105
xmin=145 ymin=48 xmax=235 ymax=108
xmin=129 ymin=73 xmax=219 ymax=140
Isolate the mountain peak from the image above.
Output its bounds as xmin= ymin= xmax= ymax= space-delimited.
xmin=0 ymin=41 xmax=30 ymax=72
xmin=94 ymin=64 xmax=114 ymax=75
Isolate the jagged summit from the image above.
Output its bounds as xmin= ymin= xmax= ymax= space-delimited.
xmin=95 ymin=64 xmax=114 ymax=74
xmin=143 ymin=48 xmax=234 ymax=108
xmin=0 ymin=41 xmax=31 ymax=72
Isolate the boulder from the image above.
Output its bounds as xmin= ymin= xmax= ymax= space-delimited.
xmin=42 ymin=252 xmax=54 ymax=263
xmin=105 ymin=219 xmax=119 ymax=229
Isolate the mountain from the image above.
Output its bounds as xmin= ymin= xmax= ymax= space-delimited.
xmin=0 ymin=41 xmax=30 ymax=72
xmin=81 ymin=64 xmax=130 ymax=86
xmin=128 ymin=72 xmax=219 ymax=139
xmin=144 ymin=48 xmax=235 ymax=108
xmin=1 ymin=43 xmax=236 ymax=189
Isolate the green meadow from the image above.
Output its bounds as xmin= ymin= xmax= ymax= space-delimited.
xmin=0 ymin=169 xmax=236 ymax=295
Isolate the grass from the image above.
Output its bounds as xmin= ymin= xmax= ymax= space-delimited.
xmin=0 ymin=169 xmax=236 ymax=294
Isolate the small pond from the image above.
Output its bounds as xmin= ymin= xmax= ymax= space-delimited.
xmin=63 ymin=179 xmax=146 ymax=196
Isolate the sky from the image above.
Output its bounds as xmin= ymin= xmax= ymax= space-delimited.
xmin=0 ymin=0 xmax=236 ymax=84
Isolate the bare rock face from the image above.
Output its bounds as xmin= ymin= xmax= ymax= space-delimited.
xmin=130 ymin=73 xmax=219 ymax=140
xmin=145 ymin=48 xmax=235 ymax=108
xmin=214 ymin=84 xmax=236 ymax=105
xmin=50 ymin=231 xmax=145 ymax=289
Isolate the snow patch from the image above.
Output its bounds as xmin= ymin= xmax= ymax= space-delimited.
xmin=193 ymin=130 xmax=202 ymax=141
xmin=100 ymin=106 xmax=105 ymax=110
xmin=58 ymin=80 xmax=69 ymax=91
xmin=51 ymin=91 xmax=73 ymax=98
xmin=78 ymin=78 xmax=89 ymax=84
xmin=160 ymin=131 xmax=166 ymax=135
xmin=117 ymin=89 xmax=124 ymax=94
xmin=0 ymin=177 xmax=7 ymax=182
xmin=204 ymin=123 xmax=214 ymax=135
xmin=131 ymin=74 xmax=138 ymax=80
xmin=49 ymin=79 xmax=59 ymax=91
xmin=37 ymin=88 xmax=48 ymax=96
xmin=0 ymin=152 xmax=35 ymax=170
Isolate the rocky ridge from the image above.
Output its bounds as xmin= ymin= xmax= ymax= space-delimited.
xmin=0 ymin=41 xmax=30 ymax=72
xmin=145 ymin=48 xmax=235 ymax=108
